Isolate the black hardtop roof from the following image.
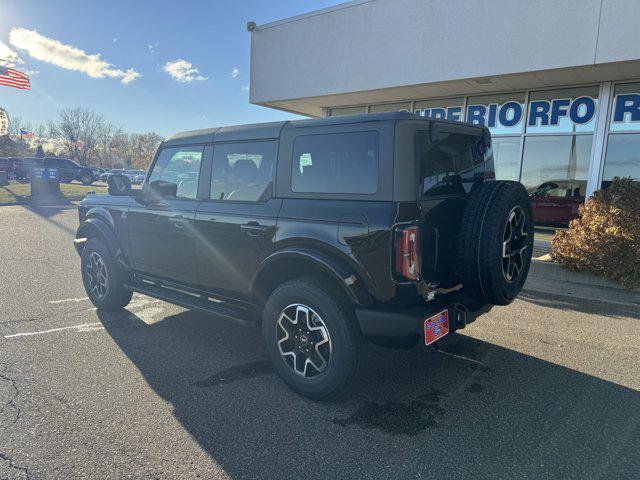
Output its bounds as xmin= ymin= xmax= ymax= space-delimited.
xmin=162 ymin=112 xmax=489 ymax=146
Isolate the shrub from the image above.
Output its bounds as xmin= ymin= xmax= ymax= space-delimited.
xmin=551 ymin=177 xmax=640 ymax=289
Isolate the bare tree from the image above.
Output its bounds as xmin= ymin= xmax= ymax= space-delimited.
xmin=48 ymin=107 xmax=105 ymax=165
xmin=126 ymin=132 xmax=163 ymax=169
xmin=93 ymin=122 xmax=124 ymax=168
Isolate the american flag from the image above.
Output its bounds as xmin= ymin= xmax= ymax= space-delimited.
xmin=20 ymin=129 xmax=35 ymax=138
xmin=0 ymin=66 xmax=31 ymax=90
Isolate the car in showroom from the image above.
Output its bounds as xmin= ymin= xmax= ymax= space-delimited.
xmin=73 ymin=112 xmax=534 ymax=399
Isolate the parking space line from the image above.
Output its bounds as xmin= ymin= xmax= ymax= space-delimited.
xmin=49 ymin=297 xmax=89 ymax=304
xmin=4 ymin=322 xmax=103 ymax=339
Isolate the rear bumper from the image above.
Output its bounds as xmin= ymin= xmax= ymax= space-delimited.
xmin=355 ymin=301 xmax=492 ymax=340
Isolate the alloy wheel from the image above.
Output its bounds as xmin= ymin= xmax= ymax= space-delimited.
xmin=501 ymin=206 xmax=528 ymax=283
xmin=276 ymin=304 xmax=332 ymax=377
xmin=86 ymin=251 xmax=108 ymax=299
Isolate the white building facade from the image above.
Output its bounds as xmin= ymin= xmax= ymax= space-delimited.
xmin=249 ymin=0 xmax=640 ymax=224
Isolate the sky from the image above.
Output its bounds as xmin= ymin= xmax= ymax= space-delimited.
xmin=0 ymin=0 xmax=344 ymax=136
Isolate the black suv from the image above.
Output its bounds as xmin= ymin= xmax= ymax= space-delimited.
xmin=43 ymin=157 xmax=100 ymax=185
xmin=74 ymin=112 xmax=534 ymax=399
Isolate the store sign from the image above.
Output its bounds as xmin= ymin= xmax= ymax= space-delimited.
xmin=418 ymin=97 xmax=598 ymax=129
xmin=0 ymin=108 xmax=8 ymax=136
xmin=612 ymin=93 xmax=640 ymax=124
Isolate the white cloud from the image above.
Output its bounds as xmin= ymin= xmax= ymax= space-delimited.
xmin=163 ymin=59 xmax=207 ymax=83
xmin=0 ymin=39 xmax=24 ymax=67
xmin=242 ymin=84 xmax=250 ymax=91
xmin=9 ymin=27 xmax=140 ymax=84
xmin=112 ymin=38 xmax=118 ymax=43
xmin=231 ymin=67 xmax=239 ymax=78
xmin=147 ymin=42 xmax=159 ymax=54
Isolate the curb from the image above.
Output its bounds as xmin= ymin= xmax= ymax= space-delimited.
xmin=529 ymin=259 xmax=639 ymax=291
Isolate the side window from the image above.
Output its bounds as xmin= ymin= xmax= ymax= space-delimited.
xmin=416 ymin=128 xmax=486 ymax=196
xmin=291 ymin=131 xmax=379 ymax=194
xmin=147 ymin=145 xmax=203 ymax=199
xmin=210 ymin=141 xmax=276 ymax=201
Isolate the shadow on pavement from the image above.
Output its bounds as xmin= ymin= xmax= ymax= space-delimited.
xmin=98 ymin=309 xmax=640 ymax=479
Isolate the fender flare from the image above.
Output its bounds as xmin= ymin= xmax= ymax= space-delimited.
xmin=250 ymin=247 xmax=372 ymax=306
xmin=74 ymin=214 xmax=129 ymax=270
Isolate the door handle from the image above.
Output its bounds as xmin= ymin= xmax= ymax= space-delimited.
xmin=150 ymin=200 xmax=170 ymax=210
xmin=240 ymin=222 xmax=270 ymax=235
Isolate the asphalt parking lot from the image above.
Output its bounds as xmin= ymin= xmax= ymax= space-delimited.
xmin=1 ymin=203 xmax=639 ymax=480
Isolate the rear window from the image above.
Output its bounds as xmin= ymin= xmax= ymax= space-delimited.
xmin=416 ymin=128 xmax=486 ymax=196
xmin=292 ymin=131 xmax=379 ymax=194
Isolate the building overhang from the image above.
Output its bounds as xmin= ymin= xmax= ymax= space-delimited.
xmin=250 ymin=0 xmax=640 ymax=116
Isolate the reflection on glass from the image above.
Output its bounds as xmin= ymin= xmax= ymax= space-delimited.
xmin=521 ymin=136 xmax=591 ymax=195
xmin=490 ymin=137 xmax=521 ymax=180
xmin=521 ymin=135 xmax=592 ymax=225
xmin=368 ymin=102 xmax=412 ymax=113
xmin=601 ymin=134 xmax=640 ymax=188
xmin=329 ymin=106 xmax=366 ymax=116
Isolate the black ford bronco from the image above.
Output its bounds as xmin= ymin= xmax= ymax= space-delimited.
xmin=75 ymin=112 xmax=534 ymax=399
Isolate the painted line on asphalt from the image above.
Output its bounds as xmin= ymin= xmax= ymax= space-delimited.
xmin=49 ymin=297 xmax=89 ymax=304
xmin=3 ymin=322 xmax=104 ymax=338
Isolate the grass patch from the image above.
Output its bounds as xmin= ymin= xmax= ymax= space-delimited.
xmin=0 ymin=181 xmax=108 ymax=205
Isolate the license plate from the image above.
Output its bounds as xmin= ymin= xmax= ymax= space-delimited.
xmin=424 ymin=309 xmax=449 ymax=345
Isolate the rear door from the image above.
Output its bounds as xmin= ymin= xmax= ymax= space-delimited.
xmin=127 ymin=145 xmax=207 ymax=286
xmin=412 ymin=122 xmax=490 ymax=286
xmin=193 ymin=140 xmax=280 ymax=296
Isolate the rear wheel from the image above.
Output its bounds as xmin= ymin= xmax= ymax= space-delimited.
xmin=457 ymin=181 xmax=534 ymax=305
xmin=262 ymin=277 xmax=366 ymax=400
xmin=81 ymin=238 xmax=132 ymax=310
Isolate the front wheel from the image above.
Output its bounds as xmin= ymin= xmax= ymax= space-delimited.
xmin=81 ymin=238 xmax=132 ymax=310
xmin=262 ymin=278 xmax=366 ymax=400
xmin=81 ymin=175 xmax=93 ymax=186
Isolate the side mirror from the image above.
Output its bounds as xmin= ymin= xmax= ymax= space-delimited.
xmin=107 ymin=174 xmax=132 ymax=196
xmin=148 ymin=179 xmax=177 ymax=198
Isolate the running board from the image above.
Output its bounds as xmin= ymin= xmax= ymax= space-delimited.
xmin=124 ymin=281 xmax=257 ymax=327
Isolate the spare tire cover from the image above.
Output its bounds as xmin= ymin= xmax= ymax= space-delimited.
xmin=457 ymin=181 xmax=534 ymax=306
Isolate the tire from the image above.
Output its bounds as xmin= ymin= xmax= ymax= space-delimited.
xmin=81 ymin=175 xmax=93 ymax=186
xmin=262 ymin=277 xmax=366 ymax=400
xmin=81 ymin=238 xmax=133 ymax=311
xmin=457 ymin=181 xmax=534 ymax=306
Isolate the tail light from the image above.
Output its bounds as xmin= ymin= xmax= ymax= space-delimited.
xmin=394 ymin=225 xmax=421 ymax=281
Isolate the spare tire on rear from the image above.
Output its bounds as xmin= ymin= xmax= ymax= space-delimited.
xmin=457 ymin=180 xmax=534 ymax=306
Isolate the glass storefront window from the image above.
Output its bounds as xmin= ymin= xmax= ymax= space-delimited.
xmin=368 ymin=102 xmax=412 ymax=113
xmin=526 ymin=86 xmax=599 ymax=134
xmin=520 ymin=135 xmax=592 ymax=225
xmin=609 ymin=82 xmax=640 ymax=132
xmin=466 ymin=92 xmax=526 ymax=135
xmin=601 ymin=134 xmax=640 ymax=188
xmin=490 ymin=137 xmax=521 ymax=181
xmin=329 ymin=106 xmax=366 ymax=116
xmin=413 ymin=97 xmax=464 ymax=122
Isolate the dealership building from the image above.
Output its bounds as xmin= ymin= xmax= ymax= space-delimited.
xmin=249 ymin=0 xmax=640 ymax=224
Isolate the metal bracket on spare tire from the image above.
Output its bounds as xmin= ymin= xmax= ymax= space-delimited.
xmin=456 ymin=181 xmax=534 ymax=306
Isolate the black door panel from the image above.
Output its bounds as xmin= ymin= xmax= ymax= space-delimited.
xmin=194 ymin=199 xmax=281 ymax=295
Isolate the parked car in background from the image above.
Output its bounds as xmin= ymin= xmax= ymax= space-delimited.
xmin=124 ymin=169 xmax=146 ymax=184
xmin=100 ymin=168 xmax=124 ymax=183
xmin=12 ymin=157 xmax=43 ymax=182
xmin=528 ymin=180 xmax=585 ymax=226
xmin=41 ymin=157 xmax=100 ymax=185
